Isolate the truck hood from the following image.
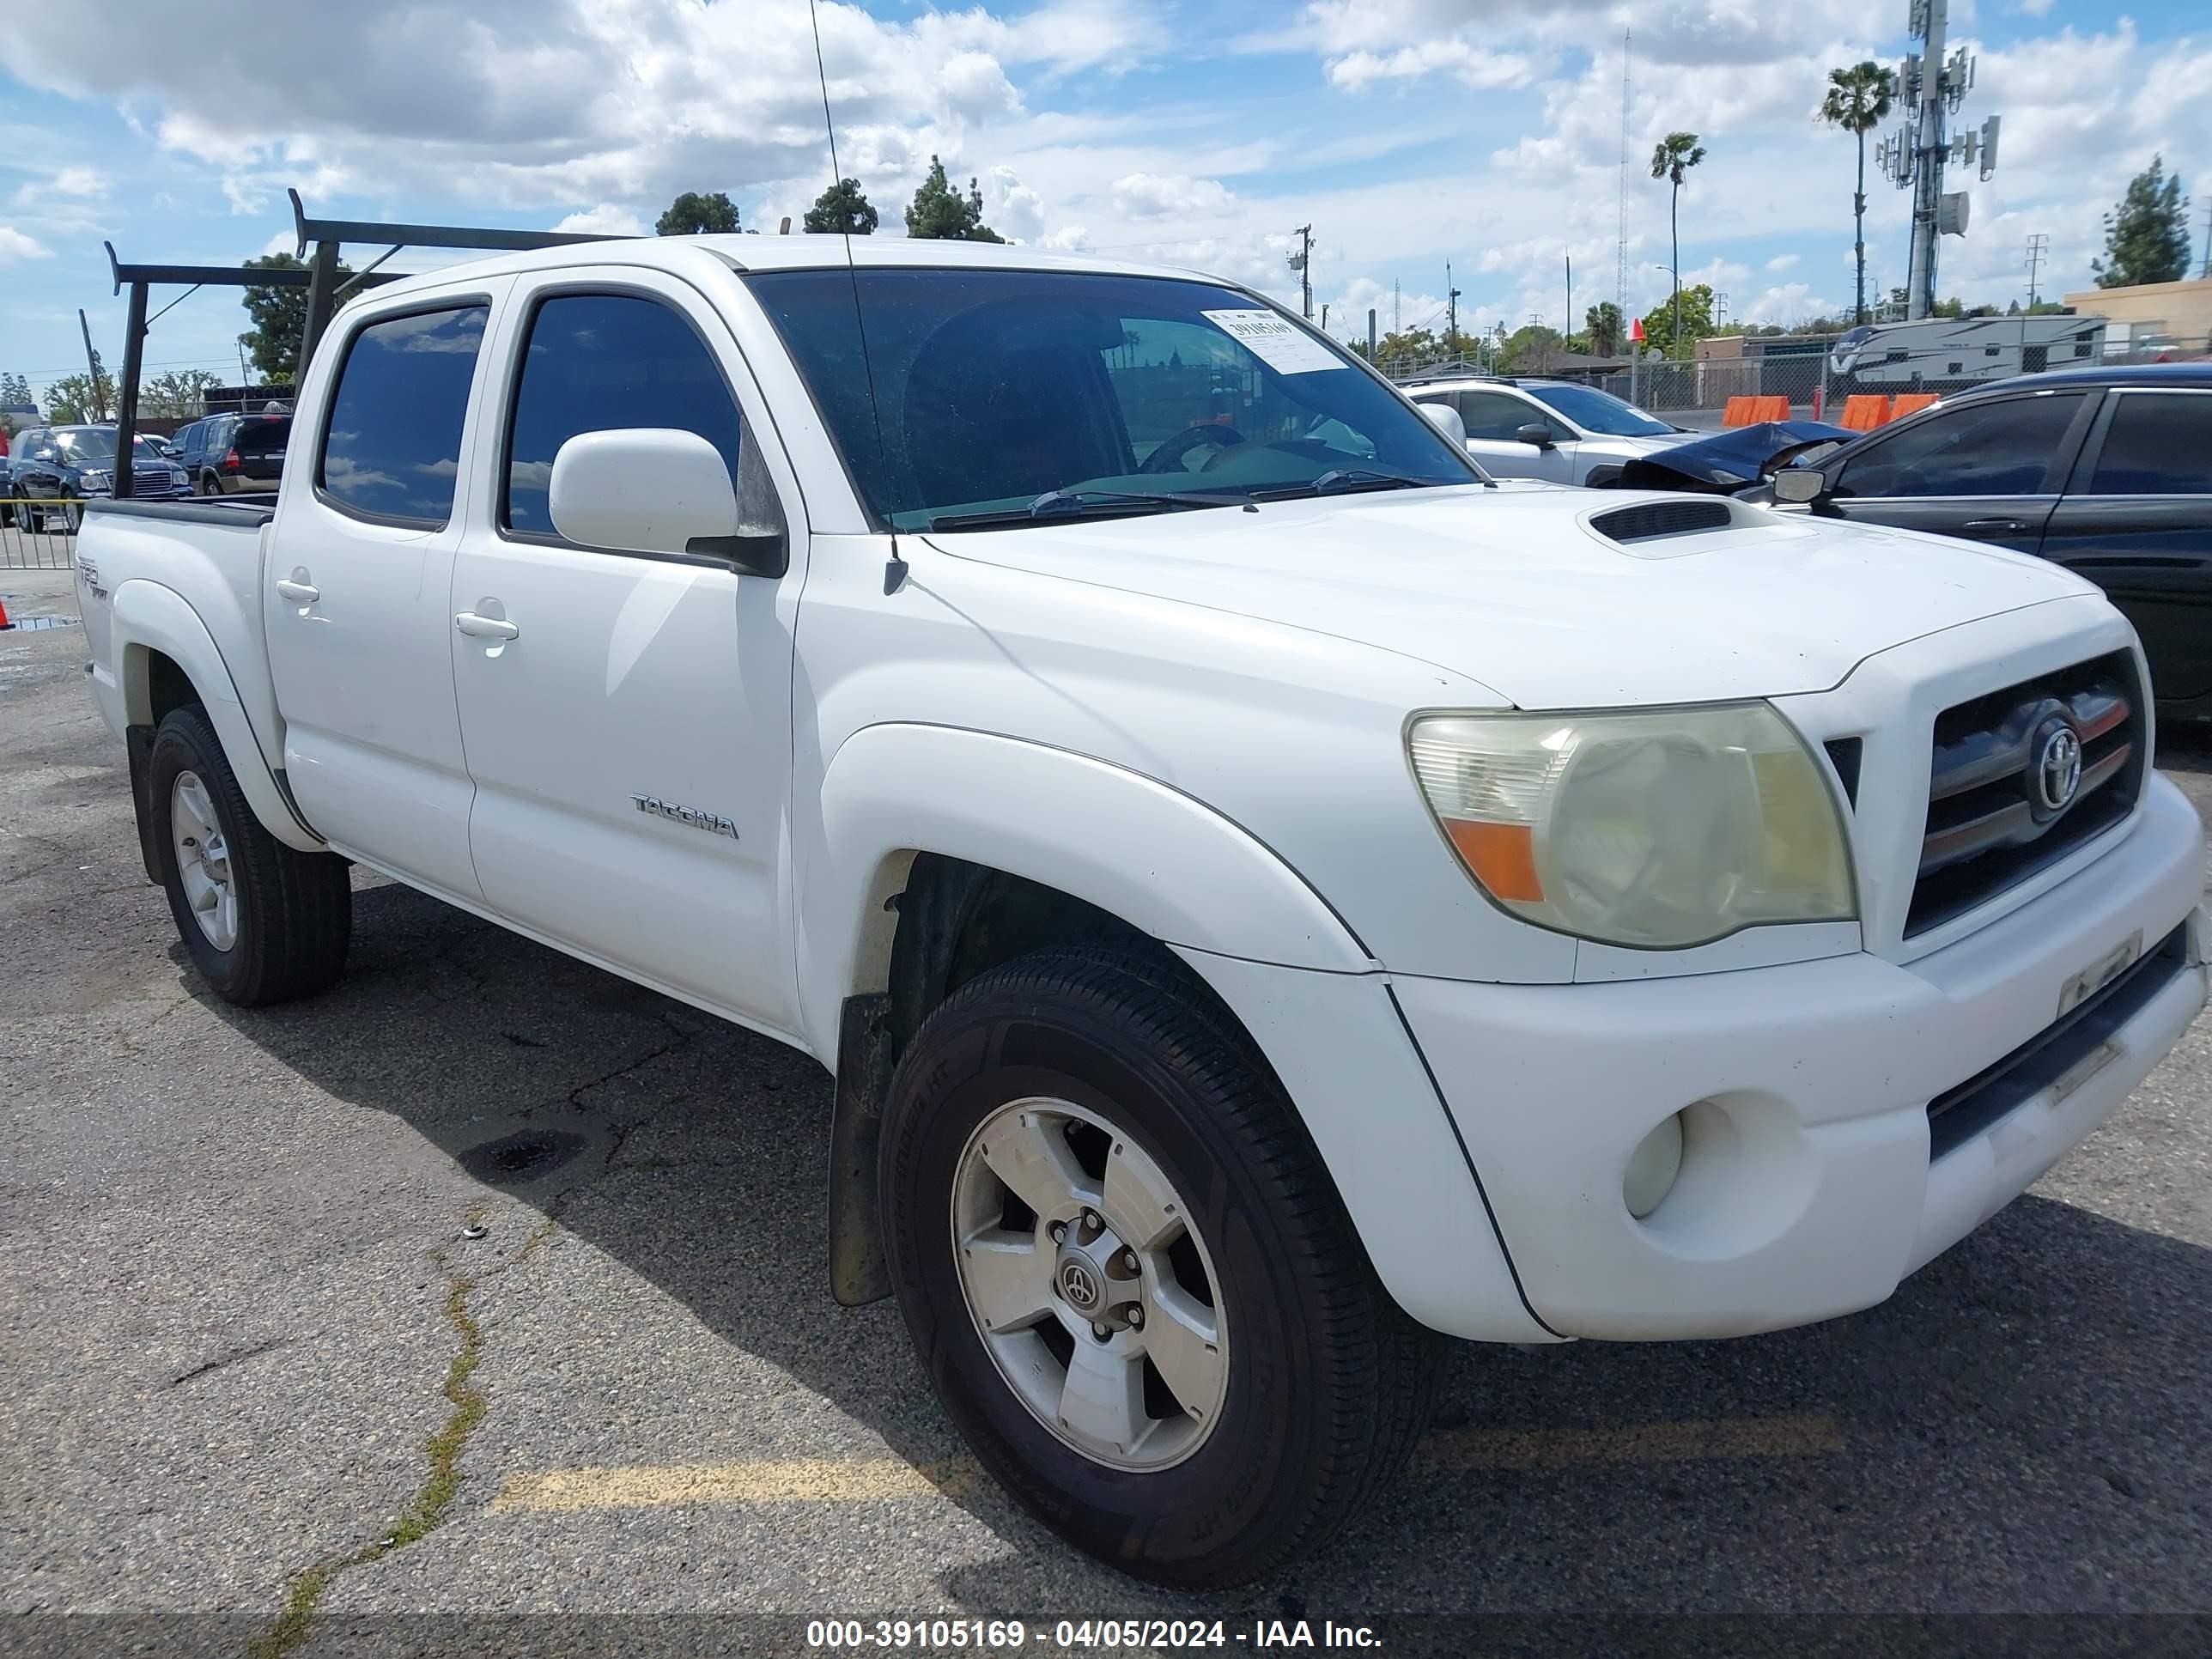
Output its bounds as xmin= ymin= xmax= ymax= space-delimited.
xmin=925 ymin=486 xmax=2095 ymax=709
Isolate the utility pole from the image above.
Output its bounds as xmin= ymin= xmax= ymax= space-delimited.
xmin=78 ymin=308 xmax=109 ymax=422
xmin=1367 ymin=307 xmax=1377 ymax=362
xmin=2025 ymin=233 xmax=2049 ymax=309
xmin=1445 ymin=261 xmax=1461 ymax=347
xmin=1320 ymin=302 xmax=1329 ymax=332
xmin=1717 ymin=290 xmax=1731 ymax=330
xmin=1393 ymin=278 xmax=1401 ymax=334
xmin=1881 ymin=0 xmax=1999 ymax=320
xmin=1565 ymin=253 xmax=1572 ymax=349
xmin=2201 ymin=201 xmax=2210 ymax=278
xmin=1288 ymin=224 xmax=1313 ymax=319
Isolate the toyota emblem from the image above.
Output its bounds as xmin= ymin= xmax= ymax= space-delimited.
xmin=1057 ymin=1261 xmax=1102 ymax=1312
xmin=2036 ymin=726 xmax=2083 ymax=813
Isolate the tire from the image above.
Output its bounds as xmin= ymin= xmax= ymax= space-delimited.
xmin=149 ymin=706 xmax=352 ymax=1006
xmin=198 ymin=472 xmax=219 ymax=497
xmin=20 ymin=489 xmax=42 ymax=533
xmin=60 ymin=499 xmax=82 ymax=535
xmin=882 ymin=945 xmax=1439 ymax=1587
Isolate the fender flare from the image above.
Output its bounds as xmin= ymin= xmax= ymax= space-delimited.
xmin=801 ymin=722 xmax=1372 ymax=1052
xmin=112 ymin=580 xmax=323 ymax=853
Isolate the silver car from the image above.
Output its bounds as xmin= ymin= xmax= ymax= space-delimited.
xmin=1407 ymin=376 xmax=1698 ymax=485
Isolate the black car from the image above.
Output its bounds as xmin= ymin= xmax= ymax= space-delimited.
xmin=1766 ymin=365 xmax=2212 ymax=719
xmin=173 ymin=411 xmax=290 ymax=495
xmin=9 ymin=423 xmax=192 ymax=530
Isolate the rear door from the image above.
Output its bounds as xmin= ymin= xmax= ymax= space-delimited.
xmin=1814 ymin=388 xmax=2095 ymax=554
xmin=447 ymin=272 xmax=804 ymax=1032
xmin=262 ymin=289 xmax=507 ymax=904
xmin=234 ymin=416 xmax=290 ymax=489
xmin=2041 ymin=386 xmax=2212 ymax=706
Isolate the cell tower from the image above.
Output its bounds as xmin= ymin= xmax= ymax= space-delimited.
xmin=1877 ymin=0 xmax=2001 ymax=319
xmin=1615 ymin=27 xmax=1631 ymax=335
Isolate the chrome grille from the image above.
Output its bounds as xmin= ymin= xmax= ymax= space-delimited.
xmin=1907 ymin=652 xmax=2143 ymax=936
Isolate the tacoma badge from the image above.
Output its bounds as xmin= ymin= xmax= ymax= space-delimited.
xmin=629 ymin=794 xmax=738 ymax=839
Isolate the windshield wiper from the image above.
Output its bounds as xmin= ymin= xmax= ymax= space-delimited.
xmin=927 ymin=487 xmax=1231 ymax=532
xmin=1245 ymin=468 xmax=1431 ymax=503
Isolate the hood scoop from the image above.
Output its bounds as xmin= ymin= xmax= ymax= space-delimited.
xmin=1587 ymin=498 xmax=1740 ymax=546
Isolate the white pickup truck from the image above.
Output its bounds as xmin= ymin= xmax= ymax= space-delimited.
xmin=73 ymin=237 xmax=2207 ymax=1586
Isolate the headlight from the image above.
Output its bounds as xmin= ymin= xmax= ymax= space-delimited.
xmin=1408 ymin=702 xmax=1855 ymax=949
xmin=79 ymin=468 xmax=111 ymax=489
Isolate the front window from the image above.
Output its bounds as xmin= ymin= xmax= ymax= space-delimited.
xmin=745 ymin=267 xmax=1479 ymax=530
xmin=1832 ymin=392 xmax=2086 ymax=499
xmin=55 ymin=429 xmax=167 ymax=464
xmin=1522 ymin=383 xmax=1675 ymax=438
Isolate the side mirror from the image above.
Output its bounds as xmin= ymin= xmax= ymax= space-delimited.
xmin=1515 ymin=422 xmax=1556 ymax=449
xmin=1419 ymin=401 xmax=1467 ymax=446
xmin=550 ymin=428 xmax=785 ymax=575
xmin=1771 ymin=467 xmax=1827 ymax=505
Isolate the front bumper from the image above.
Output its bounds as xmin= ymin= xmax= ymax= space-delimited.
xmin=1393 ymin=773 xmax=2206 ymax=1341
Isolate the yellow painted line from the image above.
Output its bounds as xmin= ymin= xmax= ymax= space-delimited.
xmin=490 ymin=1415 xmax=1843 ymax=1514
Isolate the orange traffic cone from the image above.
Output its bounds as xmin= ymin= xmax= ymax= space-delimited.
xmin=0 ymin=595 xmax=12 ymax=630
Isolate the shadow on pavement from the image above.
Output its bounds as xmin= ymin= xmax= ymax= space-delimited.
xmin=191 ymin=880 xmax=2212 ymax=1614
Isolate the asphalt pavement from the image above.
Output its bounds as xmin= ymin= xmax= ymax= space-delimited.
xmin=3 ymin=565 xmax=2209 ymax=1656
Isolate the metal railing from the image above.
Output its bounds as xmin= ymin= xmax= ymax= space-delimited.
xmin=2 ymin=499 xmax=86 ymax=569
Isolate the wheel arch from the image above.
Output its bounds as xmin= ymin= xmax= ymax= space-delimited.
xmin=112 ymin=580 xmax=322 ymax=854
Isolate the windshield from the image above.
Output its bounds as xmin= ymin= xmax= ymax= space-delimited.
xmin=1522 ymin=383 xmax=1675 ymax=438
xmin=745 ymin=267 xmax=1480 ymax=529
xmin=56 ymin=429 xmax=165 ymax=463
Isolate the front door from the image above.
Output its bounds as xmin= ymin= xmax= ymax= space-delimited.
xmin=261 ymin=295 xmax=504 ymax=905
xmin=1455 ymin=389 xmax=1575 ymax=483
xmin=1813 ymin=389 xmax=2094 ymax=556
xmin=2040 ymin=386 xmax=2212 ymax=706
xmin=447 ymin=276 xmax=802 ymax=1033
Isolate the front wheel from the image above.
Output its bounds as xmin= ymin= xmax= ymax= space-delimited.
xmin=882 ymin=946 xmax=1438 ymax=1587
xmin=149 ymin=706 xmax=352 ymax=1006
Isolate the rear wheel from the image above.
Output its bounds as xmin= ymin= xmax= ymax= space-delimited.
xmin=149 ymin=706 xmax=352 ymax=1006
xmin=198 ymin=471 xmax=220 ymax=497
xmin=882 ymin=945 xmax=1438 ymax=1587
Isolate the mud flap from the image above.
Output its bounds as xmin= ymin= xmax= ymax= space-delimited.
xmin=125 ymin=723 xmax=161 ymax=885
xmin=828 ymin=992 xmax=896 ymax=1306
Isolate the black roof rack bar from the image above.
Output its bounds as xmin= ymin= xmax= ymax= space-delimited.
xmin=289 ymin=187 xmax=616 ymax=258
xmin=104 ymin=239 xmax=408 ymax=295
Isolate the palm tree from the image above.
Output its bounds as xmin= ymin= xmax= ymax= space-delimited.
xmin=1649 ymin=132 xmax=1705 ymax=356
xmin=1819 ymin=61 xmax=1897 ymax=325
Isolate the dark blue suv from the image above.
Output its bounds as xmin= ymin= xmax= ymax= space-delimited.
xmin=9 ymin=424 xmax=191 ymax=531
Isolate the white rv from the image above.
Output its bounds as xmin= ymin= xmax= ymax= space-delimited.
xmin=1830 ymin=315 xmax=2106 ymax=386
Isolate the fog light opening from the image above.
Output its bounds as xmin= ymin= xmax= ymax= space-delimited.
xmin=1624 ymin=1111 xmax=1686 ymax=1219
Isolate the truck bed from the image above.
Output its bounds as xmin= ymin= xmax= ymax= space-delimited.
xmin=89 ymin=497 xmax=276 ymax=530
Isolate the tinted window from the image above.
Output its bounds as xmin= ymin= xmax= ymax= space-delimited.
xmin=319 ymin=305 xmax=489 ymax=524
xmin=234 ymin=416 xmax=289 ymax=457
xmin=2089 ymin=393 xmax=2212 ymax=495
xmin=1835 ymin=392 xmax=2085 ymax=499
xmin=1523 ymin=383 xmax=1675 ymax=437
xmin=746 ymin=267 xmax=1475 ymax=530
xmin=1455 ymin=391 xmax=1537 ymax=441
xmin=503 ymin=294 xmax=742 ymax=536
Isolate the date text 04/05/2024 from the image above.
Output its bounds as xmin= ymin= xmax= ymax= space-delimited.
xmin=803 ymin=1620 xmax=1382 ymax=1650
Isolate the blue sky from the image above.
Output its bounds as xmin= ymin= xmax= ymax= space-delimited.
xmin=2 ymin=0 xmax=2207 ymax=405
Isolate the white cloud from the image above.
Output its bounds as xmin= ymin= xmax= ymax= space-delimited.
xmin=1767 ymin=252 xmax=1801 ymax=272
xmin=1326 ymin=41 xmax=1541 ymax=92
xmin=983 ymin=166 xmax=1046 ymax=241
xmin=0 ymin=226 xmax=52 ymax=264
xmin=1110 ymin=172 xmax=1235 ymax=220
xmin=554 ymin=204 xmax=645 ymax=236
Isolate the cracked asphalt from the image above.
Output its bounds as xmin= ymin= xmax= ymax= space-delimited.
xmin=4 ymin=565 xmax=2211 ymax=1656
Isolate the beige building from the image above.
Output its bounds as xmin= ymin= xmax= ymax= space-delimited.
xmin=2060 ymin=276 xmax=2212 ymax=349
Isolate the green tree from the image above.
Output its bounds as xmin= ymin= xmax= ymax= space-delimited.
xmin=1583 ymin=301 xmax=1624 ymax=356
xmin=1818 ymin=60 xmax=1897 ymax=325
xmin=656 ymin=191 xmax=740 ymax=235
xmin=905 ymin=156 xmax=1003 ymax=242
xmin=2094 ymin=155 xmax=2191 ymax=288
xmin=0 ymin=371 xmax=31 ymax=409
xmin=141 ymin=368 xmax=224 ymax=420
xmin=1649 ymin=131 xmax=1706 ymax=353
xmin=1637 ymin=283 xmax=1716 ymax=357
xmin=804 ymin=177 xmax=878 ymax=235
xmin=1499 ymin=325 xmax=1565 ymax=374
xmin=43 ymin=368 xmax=114 ymax=423
xmin=239 ymin=252 xmax=352 ymax=383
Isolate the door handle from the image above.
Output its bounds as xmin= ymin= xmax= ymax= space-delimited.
xmin=454 ymin=611 xmax=520 ymax=641
xmin=275 ymin=577 xmax=319 ymax=603
xmin=1962 ymin=519 xmax=2029 ymax=534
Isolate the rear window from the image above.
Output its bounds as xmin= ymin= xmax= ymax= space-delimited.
xmin=2089 ymin=392 xmax=2212 ymax=495
xmin=318 ymin=304 xmax=489 ymax=526
xmin=234 ymin=416 xmax=290 ymax=456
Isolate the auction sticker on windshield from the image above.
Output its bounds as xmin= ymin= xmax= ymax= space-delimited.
xmin=1200 ymin=310 xmax=1341 ymax=374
